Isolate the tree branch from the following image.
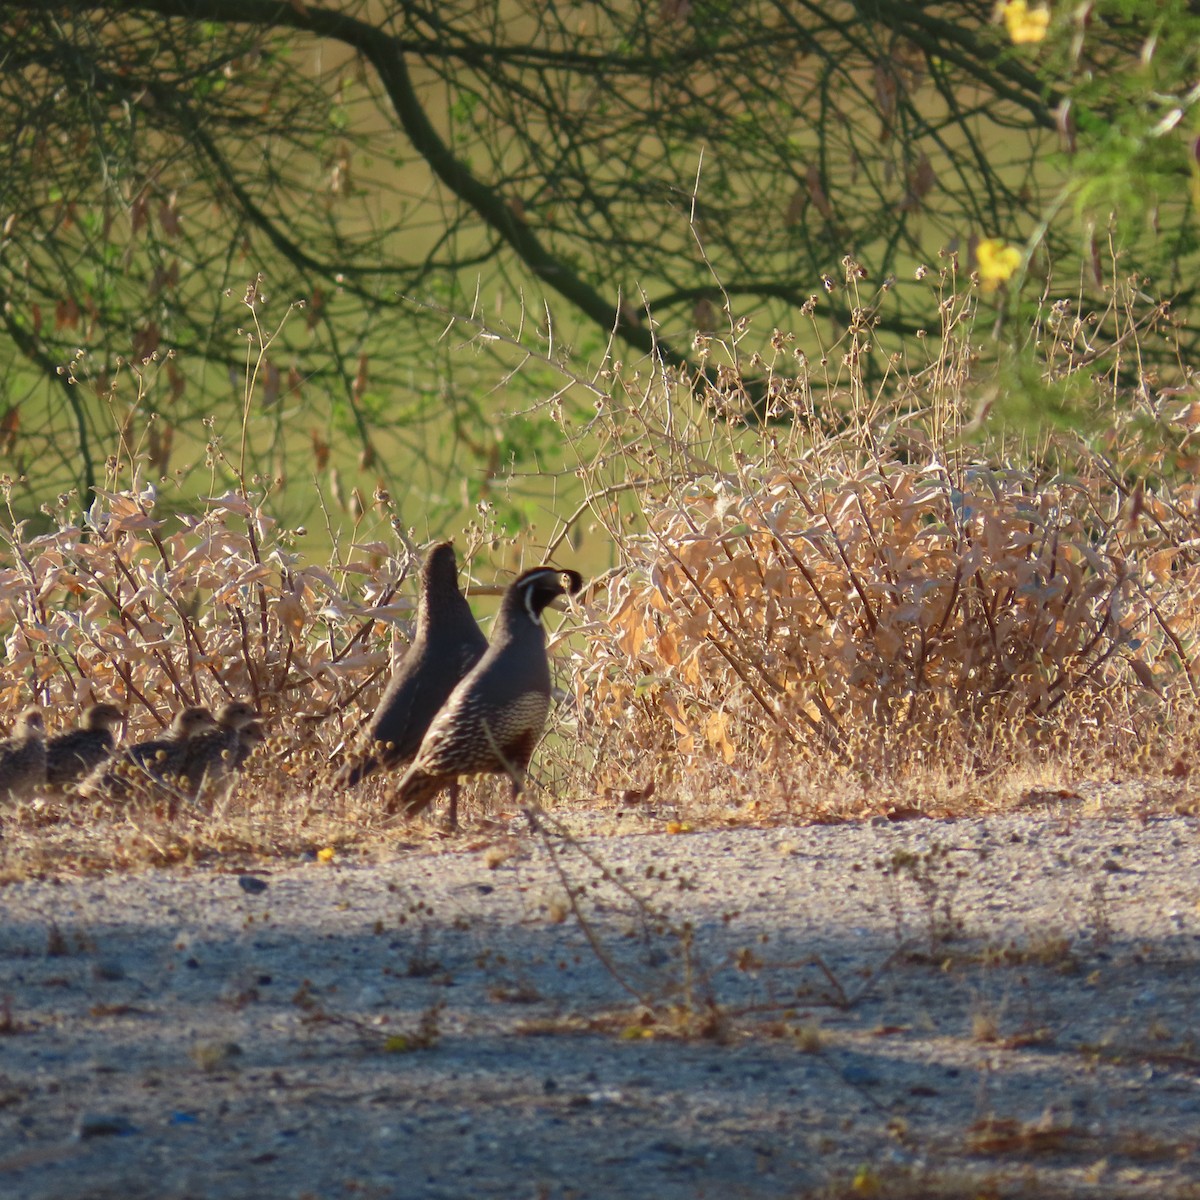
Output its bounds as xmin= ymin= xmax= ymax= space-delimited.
xmin=17 ymin=0 xmax=686 ymax=368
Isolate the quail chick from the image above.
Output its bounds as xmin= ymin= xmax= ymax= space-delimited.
xmin=0 ymin=708 xmax=47 ymax=802
xmin=337 ymin=541 xmax=488 ymax=789
xmin=180 ymin=701 xmax=259 ymax=796
xmin=81 ymin=706 xmax=217 ymax=799
xmin=45 ymin=702 xmax=126 ymax=790
xmin=234 ymin=719 xmax=266 ymax=770
xmin=390 ymin=565 xmax=582 ymax=827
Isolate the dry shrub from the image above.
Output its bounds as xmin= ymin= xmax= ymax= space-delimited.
xmin=0 ymin=483 xmax=406 ymax=758
xmin=565 ymin=260 xmax=1200 ymax=812
xmin=0 ymin=476 xmax=476 ymax=873
xmin=581 ymin=455 xmax=1199 ymax=778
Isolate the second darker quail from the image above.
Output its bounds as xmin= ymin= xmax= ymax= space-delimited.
xmin=45 ymin=702 xmax=126 ymax=790
xmin=390 ymin=565 xmax=582 ymax=826
xmin=336 ymin=541 xmax=488 ymax=788
xmin=0 ymin=708 xmax=47 ymax=802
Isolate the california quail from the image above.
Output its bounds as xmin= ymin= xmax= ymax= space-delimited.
xmin=45 ymin=702 xmax=126 ymax=790
xmin=80 ymin=706 xmax=217 ymax=799
xmin=336 ymin=541 xmax=488 ymax=788
xmin=0 ymin=708 xmax=47 ymax=802
xmin=180 ymin=701 xmax=259 ymax=796
xmin=233 ymin=719 xmax=266 ymax=770
xmin=390 ymin=565 xmax=582 ymax=826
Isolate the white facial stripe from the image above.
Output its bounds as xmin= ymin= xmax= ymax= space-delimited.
xmin=524 ymin=584 xmax=542 ymax=625
xmin=518 ymin=568 xmax=568 ymax=624
xmin=520 ymin=569 xmax=561 ymax=625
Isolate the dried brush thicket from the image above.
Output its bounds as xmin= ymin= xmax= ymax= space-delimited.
xmin=558 ymin=260 xmax=1200 ymax=817
xmin=0 ymin=485 xmax=409 ymax=753
xmin=580 ymin=459 xmax=1200 ymax=790
xmin=0 ymin=481 xmax=429 ymax=860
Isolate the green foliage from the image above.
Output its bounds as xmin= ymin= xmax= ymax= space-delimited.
xmin=0 ymin=0 xmax=1197 ymax=535
xmin=989 ymin=351 xmax=1094 ymax=437
xmin=1044 ymin=0 xmax=1200 ymax=259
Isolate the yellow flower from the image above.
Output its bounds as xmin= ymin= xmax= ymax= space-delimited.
xmin=851 ymin=1166 xmax=882 ymax=1196
xmin=1002 ymin=0 xmax=1051 ymax=44
xmin=317 ymin=846 xmax=335 ymax=863
xmin=976 ymin=239 xmax=1022 ymax=293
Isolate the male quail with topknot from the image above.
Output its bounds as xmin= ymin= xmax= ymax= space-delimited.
xmin=390 ymin=565 xmax=582 ymax=826
xmin=0 ymin=708 xmax=47 ymax=802
xmin=336 ymin=541 xmax=487 ymax=788
xmin=45 ymin=702 xmax=126 ymax=790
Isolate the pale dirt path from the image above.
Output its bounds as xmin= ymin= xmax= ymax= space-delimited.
xmin=2 ymin=806 xmax=1199 ymax=1199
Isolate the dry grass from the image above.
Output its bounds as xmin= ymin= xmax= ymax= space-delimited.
xmin=1 ymin=257 xmax=1199 ymax=875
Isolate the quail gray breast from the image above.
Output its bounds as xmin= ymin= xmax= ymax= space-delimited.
xmin=336 ymin=541 xmax=487 ymax=788
xmin=180 ymin=701 xmax=259 ymax=796
xmin=0 ymin=708 xmax=47 ymax=802
xmin=80 ymin=706 xmax=217 ymax=799
xmin=45 ymin=702 xmax=126 ymax=790
xmin=391 ymin=565 xmax=583 ymax=826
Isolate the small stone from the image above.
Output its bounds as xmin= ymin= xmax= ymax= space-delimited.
xmin=219 ymin=980 xmax=260 ymax=1008
xmin=841 ymin=1063 xmax=880 ymax=1087
xmin=238 ymin=876 xmax=269 ymax=895
xmin=648 ymin=1139 xmax=685 ymax=1156
xmin=76 ymin=1113 xmax=138 ymax=1139
xmin=189 ymin=1041 xmax=242 ymax=1072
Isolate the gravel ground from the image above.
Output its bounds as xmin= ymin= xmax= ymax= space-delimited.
xmin=2 ymin=802 xmax=1199 ymax=1199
